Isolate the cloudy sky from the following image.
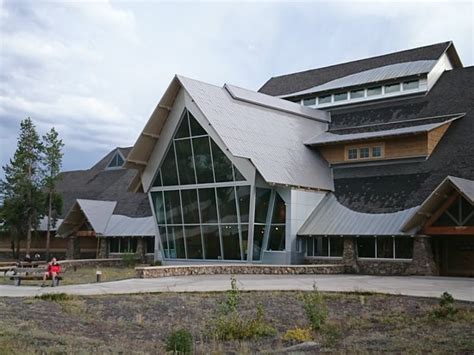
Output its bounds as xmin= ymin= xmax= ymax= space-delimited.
xmin=1 ymin=0 xmax=472 ymax=176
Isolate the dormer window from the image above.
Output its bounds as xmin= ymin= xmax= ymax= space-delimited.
xmin=344 ymin=143 xmax=385 ymax=162
xmin=334 ymin=92 xmax=348 ymax=102
xmin=350 ymin=89 xmax=364 ymax=99
xmin=318 ymin=95 xmax=331 ymax=104
xmin=385 ymin=83 xmax=401 ymax=93
xmin=107 ymin=151 xmax=125 ymax=169
xmin=303 ymin=97 xmax=316 ymax=106
xmin=403 ymin=80 xmax=419 ymax=90
xmin=367 ymin=86 xmax=382 ymax=96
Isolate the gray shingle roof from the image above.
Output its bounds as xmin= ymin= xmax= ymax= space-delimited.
xmin=259 ymin=42 xmax=458 ymax=97
xmin=56 ymin=147 xmax=151 ymax=218
xmin=281 ymin=60 xmax=437 ymax=98
xmin=298 ymin=193 xmax=417 ymax=236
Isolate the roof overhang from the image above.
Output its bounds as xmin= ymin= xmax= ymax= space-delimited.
xmin=401 ymin=176 xmax=474 ymax=232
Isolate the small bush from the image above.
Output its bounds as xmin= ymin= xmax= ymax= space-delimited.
xmin=220 ymin=275 xmax=240 ymax=315
xmin=121 ymin=253 xmax=138 ymax=267
xmin=165 ymin=329 xmax=193 ymax=354
xmin=281 ymin=327 xmax=313 ymax=343
xmin=431 ymin=291 xmax=458 ymax=319
xmin=35 ymin=293 xmax=74 ymax=302
xmin=321 ymin=321 xmax=342 ymax=348
xmin=212 ymin=306 xmax=276 ymax=341
xmin=301 ymin=284 xmax=328 ymax=331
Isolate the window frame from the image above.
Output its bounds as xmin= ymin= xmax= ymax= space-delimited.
xmin=357 ymin=235 xmax=413 ymax=260
xmin=304 ymin=235 xmax=343 ymax=258
xmin=345 ymin=142 xmax=385 ymax=162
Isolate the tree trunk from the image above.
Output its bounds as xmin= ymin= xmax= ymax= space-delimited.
xmin=46 ymin=190 xmax=52 ymax=259
xmin=26 ymin=215 xmax=32 ymax=255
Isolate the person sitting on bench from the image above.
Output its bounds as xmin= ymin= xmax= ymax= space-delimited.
xmin=41 ymin=257 xmax=61 ymax=287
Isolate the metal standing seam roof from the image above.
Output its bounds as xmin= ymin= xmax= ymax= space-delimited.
xmin=103 ymin=215 xmax=155 ymax=237
xmin=76 ymin=199 xmax=117 ymax=234
xmin=402 ymin=176 xmax=474 ymax=232
xmin=298 ymin=194 xmax=418 ymax=236
xmin=304 ymin=116 xmax=461 ymax=146
xmin=280 ymin=60 xmax=437 ymax=98
xmin=176 ymin=76 xmax=334 ymax=191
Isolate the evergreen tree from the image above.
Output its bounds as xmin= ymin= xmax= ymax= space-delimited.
xmin=0 ymin=118 xmax=44 ymax=256
xmin=42 ymin=127 xmax=64 ymax=259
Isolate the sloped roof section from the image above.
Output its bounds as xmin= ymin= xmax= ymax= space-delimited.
xmin=298 ymin=194 xmax=418 ymax=236
xmin=305 ymin=115 xmax=462 ymax=146
xmin=127 ymin=75 xmax=334 ymax=191
xmin=76 ymin=199 xmax=116 ymax=234
xmin=180 ymin=76 xmax=333 ymax=190
xmin=103 ymin=215 xmax=155 ymax=237
xmin=225 ymin=84 xmax=329 ymax=122
xmin=259 ymin=41 xmax=461 ymax=96
xmin=282 ymin=60 xmax=436 ymax=98
xmin=402 ymin=176 xmax=474 ymax=232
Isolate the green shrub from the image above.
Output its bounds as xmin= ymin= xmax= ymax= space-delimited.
xmin=35 ymin=293 xmax=74 ymax=302
xmin=210 ymin=276 xmax=275 ymax=341
xmin=150 ymin=260 xmax=162 ymax=266
xmin=281 ymin=327 xmax=313 ymax=343
xmin=431 ymin=292 xmax=458 ymax=319
xmin=121 ymin=253 xmax=138 ymax=267
xmin=212 ymin=305 xmax=276 ymax=341
xmin=165 ymin=329 xmax=193 ymax=354
xmin=321 ymin=321 xmax=342 ymax=348
xmin=301 ymin=284 xmax=328 ymax=331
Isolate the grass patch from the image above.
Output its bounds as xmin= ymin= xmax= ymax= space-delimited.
xmin=281 ymin=327 xmax=313 ymax=343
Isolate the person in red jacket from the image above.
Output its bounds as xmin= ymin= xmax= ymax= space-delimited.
xmin=41 ymin=257 xmax=61 ymax=287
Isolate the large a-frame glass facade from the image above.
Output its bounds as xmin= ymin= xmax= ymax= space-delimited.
xmin=151 ymin=109 xmax=250 ymax=261
xmin=150 ymin=109 xmax=287 ymax=262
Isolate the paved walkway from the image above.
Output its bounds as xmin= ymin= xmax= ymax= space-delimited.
xmin=0 ymin=274 xmax=473 ymax=301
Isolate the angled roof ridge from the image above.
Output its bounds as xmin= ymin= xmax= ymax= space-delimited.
xmin=223 ymin=83 xmax=330 ymax=122
xmin=329 ymin=112 xmax=466 ymax=132
xmin=262 ymin=41 xmax=452 ymax=83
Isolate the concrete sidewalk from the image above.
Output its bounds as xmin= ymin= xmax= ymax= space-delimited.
xmin=0 ymin=274 xmax=473 ymax=301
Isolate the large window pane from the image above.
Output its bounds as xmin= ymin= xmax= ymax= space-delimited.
xmin=198 ymin=188 xmax=218 ymax=223
xmin=159 ymin=226 xmax=169 ymax=258
xmin=180 ymin=189 xmax=199 ymax=224
xmin=175 ymin=115 xmax=190 ymax=138
xmin=166 ymin=226 xmax=176 ymax=258
xmin=145 ymin=237 xmax=154 ymax=254
xmin=307 ymin=238 xmax=314 ymax=256
xmin=164 ymin=190 xmax=182 ymax=225
xmin=110 ymin=238 xmax=119 ymax=253
xmin=377 ymin=236 xmax=394 ymax=258
xmin=151 ymin=192 xmax=165 ymax=225
xmin=221 ymin=225 xmax=241 ymax=260
xmin=255 ymin=188 xmax=271 ymax=223
xmin=271 ymin=193 xmax=286 ymax=224
xmin=357 ymin=237 xmax=375 ymax=258
xmin=184 ymin=226 xmax=203 ymax=259
xmin=152 ymin=170 xmax=162 ymax=187
xmin=172 ymin=226 xmax=186 ymax=259
xmin=193 ymin=137 xmax=214 ymax=183
xmin=330 ymin=236 xmax=343 ymax=257
xmin=267 ymin=226 xmax=285 ymax=251
xmin=253 ymin=225 xmax=265 ymax=260
xmin=188 ymin=112 xmax=207 ymax=136
xmin=216 ymin=187 xmax=238 ymax=223
xmin=234 ymin=167 xmax=245 ymax=181
xmin=395 ymin=236 xmax=413 ymax=259
xmin=175 ymin=139 xmax=196 ymax=185
xmin=241 ymin=224 xmax=248 ymax=260
xmin=236 ymin=186 xmax=250 ymax=222
xmin=314 ymin=236 xmax=329 ymax=257
xmin=202 ymin=225 xmax=221 ymax=259
xmin=161 ymin=145 xmax=179 ymax=186
xmin=211 ymin=140 xmax=234 ymax=182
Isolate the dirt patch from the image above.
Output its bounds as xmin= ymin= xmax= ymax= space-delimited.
xmin=0 ymin=291 xmax=473 ymax=353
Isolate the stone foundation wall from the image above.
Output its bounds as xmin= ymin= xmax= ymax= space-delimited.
xmin=357 ymin=259 xmax=412 ymax=275
xmin=304 ymin=258 xmax=344 ymax=265
xmin=135 ymin=264 xmax=345 ymax=278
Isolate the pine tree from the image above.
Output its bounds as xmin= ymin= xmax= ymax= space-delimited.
xmin=42 ymin=127 xmax=64 ymax=259
xmin=0 ymin=118 xmax=44 ymax=256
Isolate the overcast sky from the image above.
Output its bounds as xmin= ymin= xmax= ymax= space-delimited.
xmin=1 ymin=0 xmax=472 ymax=176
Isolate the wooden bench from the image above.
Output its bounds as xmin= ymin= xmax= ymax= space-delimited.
xmin=9 ymin=267 xmax=62 ymax=287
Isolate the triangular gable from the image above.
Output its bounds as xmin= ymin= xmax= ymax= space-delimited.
xmin=126 ymin=75 xmax=333 ymax=192
xmin=76 ymin=199 xmax=116 ymax=234
xmin=402 ymin=176 xmax=474 ymax=233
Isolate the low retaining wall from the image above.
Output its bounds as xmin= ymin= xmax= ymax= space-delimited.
xmin=135 ymin=264 xmax=344 ymax=278
xmin=58 ymin=258 xmax=125 ymax=270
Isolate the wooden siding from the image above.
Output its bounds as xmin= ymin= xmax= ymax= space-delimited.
xmin=428 ymin=123 xmax=451 ymax=155
xmin=319 ymin=133 xmax=428 ymax=164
